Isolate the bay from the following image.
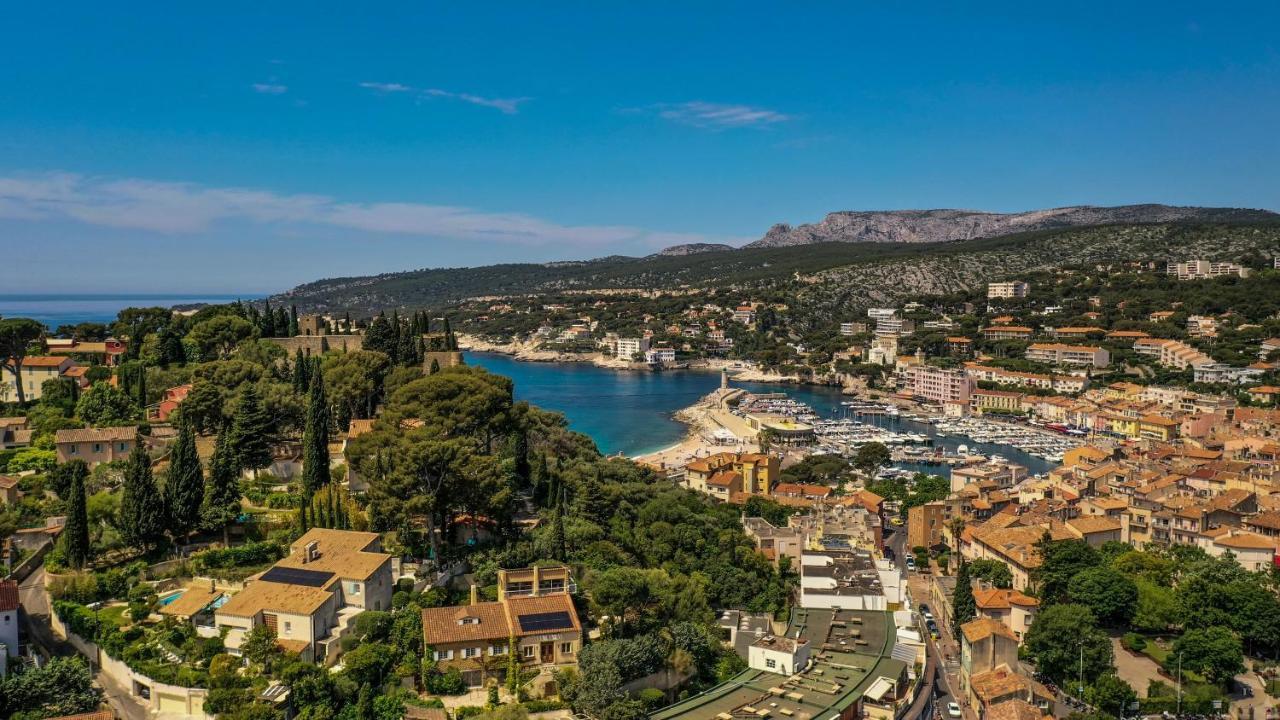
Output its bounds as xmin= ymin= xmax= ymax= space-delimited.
xmin=466 ymin=352 xmax=1056 ymax=475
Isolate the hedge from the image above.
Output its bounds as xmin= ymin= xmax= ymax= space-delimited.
xmin=189 ymin=541 xmax=282 ymax=574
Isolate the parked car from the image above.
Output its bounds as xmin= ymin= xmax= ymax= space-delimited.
xmin=906 ymin=557 xmax=916 ymax=571
xmin=948 ymin=702 xmax=962 ymax=719
xmin=918 ymin=603 xmax=931 ymax=617
xmin=926 ymin=619 xmax=939 ymax=638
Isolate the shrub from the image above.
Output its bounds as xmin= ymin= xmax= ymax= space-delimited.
xmin=1122 ymin=632 xmax=1147 ymax=652
xmin=48 ymin=573 xmax=101 ymax=603
xmin=522 ymin=699 xmax=567 ymax=712
xmin=454 ymin=707 xmax=487 ymax=719
xmin=189 ymin=541 xmax=282 ymax=574
xmin=636 ymin=688 xmax=667 ymax=709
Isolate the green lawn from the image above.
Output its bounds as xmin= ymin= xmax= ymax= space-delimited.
xmin=97 ymin=604 xmax=131 ymax=628
xmin=1141 ymin=639 xmax=1209 ymax=685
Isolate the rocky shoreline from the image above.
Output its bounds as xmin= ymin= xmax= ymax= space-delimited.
xmin=456 ymin=333 xmax=818 ymax=385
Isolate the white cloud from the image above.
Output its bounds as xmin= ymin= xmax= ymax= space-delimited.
xmin=361 ymin=82 xmax=529 ymax=114
xmin=0 ymin=172 xmax=726 ymax=250
xmin=252 ymin=83 xmax=289 ymax=95
xmin=649 ymin=101 xmax=792 ymax=129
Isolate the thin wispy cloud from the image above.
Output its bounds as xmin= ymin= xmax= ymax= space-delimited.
xmin=359 ymin=81 xmax=529 ymax=114
xmin=0 ymin=172 xmax=727 ymax=250
xmin=646 ymin=101 xmax=792 ymax=129
xmin=251 ymin=83 xmax=289 ymax=95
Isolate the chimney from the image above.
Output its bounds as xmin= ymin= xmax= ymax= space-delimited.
xmin=532 ymin=566 xmax=541 ymax=597
xmin=470 ymin=584 xmax=479 ymax=606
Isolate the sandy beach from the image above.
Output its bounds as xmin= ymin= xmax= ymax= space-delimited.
xmin=631 ymin=392 xmax=761 ymax=470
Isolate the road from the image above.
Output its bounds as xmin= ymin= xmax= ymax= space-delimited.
xmin=18 ymin=567 xmax=150 ymax=720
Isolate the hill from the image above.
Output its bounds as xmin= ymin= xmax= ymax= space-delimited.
xmin=270 ymin=221 xmax=1280 ymax=315
xmin=746 ymin=204 xmax=1278 ymax=248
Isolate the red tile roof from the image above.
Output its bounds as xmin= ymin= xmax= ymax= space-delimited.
xmin=0 ymin=579 xmax=19 ymax=612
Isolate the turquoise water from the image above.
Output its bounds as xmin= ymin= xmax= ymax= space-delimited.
xmin=466 ymin=352 xmax=1056 ymax=475
xmin=0 ymin=294 xmax=247 ymax=329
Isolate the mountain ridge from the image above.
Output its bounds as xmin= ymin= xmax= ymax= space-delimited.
xmin=747 ymin=204 xmax=1278 ymax=248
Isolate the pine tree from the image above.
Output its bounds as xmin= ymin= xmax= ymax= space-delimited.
xmin=363 ymin=313 xmax=394 ymax=354
xmin=230 ymin=384 xmax=272 ymax=477
xmin=202 ymin=426 xmax=243 ymax=545
xmin=164 ymin=418 xmax=205 ymax=542
xmin=61 ymin=460 xmax=91 ymax=569
xmin=120 ymin=434 xmax=165 ymax=552
xmin=301 ymin=370 xmax=331 ymax=495
xmin=576 ymin=466 xmax=611 ymax=526
xmin=952 ymin=559 xmax=977 ymax=638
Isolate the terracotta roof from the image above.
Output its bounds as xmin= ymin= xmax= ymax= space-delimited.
xmin=274 ymin=528 xmax=390 ymax=582
xmin=276 ymin=638 xmax=311 ymax=654
xmin=20 ymin=356 xmax=71 ymax=368
xmin=970 ymin=664 xmax=1050 ymax=704
xmin=973 ymin=587 xmax=1039 ymax=610
xmin=0 ymin=579 xmax=19 ymax=612
xmin=1214 ymin=531 xmax=1277 ymax=551
xmin=507 ymin=593 xmax=581 ymax=635
xmin=985 ymin=699 xmax=1048 ymax=720
xmin=1066 ymin=516 xmax=1121 ymax=536
xmin=158 ymin=583 xmax=223 ymax=618
xmin=216 ymin=578 xmax=334 ymax=618
xmin=422 ymin=601 xmax=512 ymax=645
xmin=961 ymin=616 xmax=1018 ymax=644
xmin=706 ymin=470 xmax=741 ymax=488
xmin=0 ymin=475 xmax=19 ymax=490
xmin=55 ymin=426 xmax=138 ymax=444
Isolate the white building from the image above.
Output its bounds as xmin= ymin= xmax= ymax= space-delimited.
xmin=1193 ymin=363 xmax=1265 ymax=385
xmin=1168 ymin=260 xmax=1251 ymax=280
xmin=875 ymin=316 xmax=915 ymax=338
xmin=1024 ymin=343 xmax=1110 ymax=368
xmin=748 ymin=635 xmax=810 ymax=676
xmin=0 ymin=580 xmax=19 ymax=675
xmin=987 ymin=281 xmax=1030 ymax=299
xmin=798 ymin=549 xmax=887 ymax=611
xmin=867 ymin=308 xmax=898 ymax=322
xmin=645 ymin=347 xmax=676 ymax=364
xmin=615 ymin=337 xmax=650 ymax=361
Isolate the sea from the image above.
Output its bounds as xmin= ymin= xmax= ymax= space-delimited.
xmin=466 ymin=352 xmax=1056 ymax=475
xmin=0 ymin=294 xmax=247 ymax=329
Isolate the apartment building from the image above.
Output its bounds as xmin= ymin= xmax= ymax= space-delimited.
xmin=684 ymin=452 xmax=779 ymax=499
xmin=904 ymin=365 xmax=974 ymax=405
xmin=1167 ymin=260 xmax=1251 ymax=280
xmin=987 ymin=281 xmax=1030 ymax=299
xmin=907 ymin=500 xmax=948 ymax=551
xmin=970 ymin=389 xmax=1025 ymax=415
xmin=964 ymin=364 xmax=1088 ymax=394
xmin=421 ymin=566 xmax=581 ymax=692
xmin=981 ymin=326 xmax=1034 ymax=341
xmin=1025 ymin=343 xmax=1110 ymax=368
xmin=1186 ymin=315 xmax=1218 ymax=338
xmin=1133 ymin=338 xmax=1213 ymax=370
xmin=732 ymin=306 xmax=757 ymax=324
xmin=875 ymin=316 xmax=915 ymax=338
xmin=972 ymin=588 xmax=1039 ymax=641
xmin=840 ymin=322 xmax=869 ymax=336
xmin=614 ymin=336 xmax=650 ymax=361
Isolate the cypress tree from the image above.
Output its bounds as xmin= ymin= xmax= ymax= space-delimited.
xmin=344 ymin=311 xmax=353 ymax=335
xmin=442 ymin=317 xmax=455 ymax=350
xmin=547 ymin=489 xmax=567 ymax=561
xmin=276 ymin=307 xmax=290 ymax=337
xmin=120 ymin=434 xmax=165 ymax=552
xmin=513 ymin=428 xmax=531 ymax=488
xmin=262 ymin=300 xmax=275 ymax=337
xmin=320 ymin=336 xmax=330 ymax=353
xmin=164 ymin=418 xmax=205 ymax=542
xmin=61 ymin=460 xmax=91 ymax=569
xmin=327 ymin=487 xmax=337 ymax=529
xmin=230 ymin=384 xmax=272 ymax=478
xmin=952 ymin=559 xmax=977 ymax=637
xmin=298 ymin=494 xmax=310 ymax=533
xmin=289 ymin=305 xmax=300 ymax=337
xmin=301 ymin=370 xmax=331 ymax=495
xmin=202 ymin=426 xmax=242 ymax=545
xmin=356 ymin=684 xmax=374 ymax=720
xmin=133 ymin=364 xmax=147 ymax=409
xmin=292 ymin=348 xmax=307 ymax=393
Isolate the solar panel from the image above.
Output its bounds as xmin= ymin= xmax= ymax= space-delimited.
xmin=260 ymin=566 xmax=335 ymax=588
xmin=518 ymin=611 xmax=573 ymax=632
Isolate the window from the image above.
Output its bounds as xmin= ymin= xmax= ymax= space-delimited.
xmin=349 ymin=582 xmax=361 ymax=595
xmin=560 ymin=642 xmax=573 ymax=654
xmin=522 ymin=646 xmax=534 ymax=658
xmin=283 ymin=621 xmax=291 ymax=635
xmin=464 ymin=647 xmax=479 ymax=659
xmin=69 ymin=445 xmax=77 ymax=454
xmin=93 ymin=443 xmax=102 ymax=453
xmin=119 ymin=442 xmax=128 ymax=451
xmin=766 ymin=659 xmax=777 ymax=669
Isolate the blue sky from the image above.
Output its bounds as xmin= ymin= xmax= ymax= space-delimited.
xmin=3 ymin=2 xmax=1279 ymax=294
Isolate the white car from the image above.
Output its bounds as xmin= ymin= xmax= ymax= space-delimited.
xmin=948 ymin=702 xmax=962 ymax=719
